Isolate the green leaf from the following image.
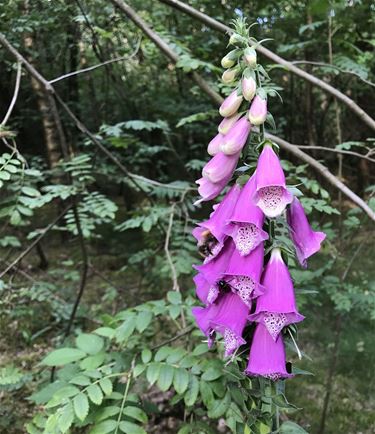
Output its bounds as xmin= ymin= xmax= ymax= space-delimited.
xmin=79 ymin=353 xmax=106 ymax=370
xmin=167 ymin=291 xmax=182 ymax=304
xmin=119 ymin=421 xmax=147 ymax=434
xmin=136 ymin=310 xmax=153 ymax=333
xmin=123 ymin=406 xmax=148 ymax=423
xmin=99 ymin=377 xmax=113 ymax=396
xmin=94 ymin=327 xmax=115 ymax=338
xmin=202 ymin=367 xmax=222 ymax=381
xmin=41 ymin=348 xmax=86 ymax=366
xmin=146 ymin=362 xmax=161 ymax=386
xmin=154 ymin=346 xmax=172 ymax=362
xmin=21 ymin=186 xmax=40 ymax=197
xmin=89 ymin=419 xmax=117 ymax=434
xmin=70 ymin=375 xmax=91 ymax=386
xmin=207 ymin=392 xmax=231 ymax=418
xmin=87 ymin=383 xmax=104 ymax=405
xmin=157 ymin=364 xmax=174 ymax=392
xmin=73 ymin=393 xmax=89 ymax=421
xmin=58 ymin=402 xmax=74 ymax=433
xmin=141 ymin=348 xmax=152 ymax=364
xmin=94 ymin=406 xmax=120 ymax=422
xmin=184 ymin=375 xmax=199 ymax=406
xmin=76 ymin=333 xmax=104 ymax=355
xmin=200 ymin=381 xmax=214 ymax=407
xmin=173 ymin=368 xmax=189 ymax=394
xmin=280 ymin=421 xmax=308 ymax=433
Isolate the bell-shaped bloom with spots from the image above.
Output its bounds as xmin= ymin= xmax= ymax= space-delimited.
xmin=253 ymin=144 xmax=293 ymax=218
xmin=220 ymin=116 xmax=251 ymax=155
xmin=287 ymin=197 xmax=326 ymax=268
xmin=192 ymin=292 xmax=249 ymax=357
xmin=219 ymin=90 xmax=243 ymax=117
xmin=223 ymin=243 xmax=265 ymax=308
xmin=248 ymin=248 xmax=304 ymax=340
xmin=193 ymin=185 xmax=241 ymax=264
xmin=225 ymin=173 xmax=268 ymax=255
xmin=245 ymin=322 xmax=293 ymax=381
xmin=193 ymin=240 xmax=236 ymax=304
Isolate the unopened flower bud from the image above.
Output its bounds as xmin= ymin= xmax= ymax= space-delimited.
xmin=219 ymin=90 xmax=243 ymax=118
xmin=220 ymin=116 xmax=251 ymax=155
xmin=222 ymin=68 xmax=238 ymax=84
xmin=207 ymin=134 xmax=224 ymax=156
xmin=221 ymin=49 xmax=239 ymax=68
xmin=229 ymin=33 xmax=243 ymax=46
xmin=242 ymin=76 xmax=257 ymax=101
xmin=218 ymin=113 xmax=241 ymax=135
xmin=244 ymin=47 xmax=257 ymax=68
xmin=248 ymin=95 xmax=267 ymax=125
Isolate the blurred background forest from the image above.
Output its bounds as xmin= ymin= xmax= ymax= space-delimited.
xmin=0 ymin=0 xmax=374 ymax=433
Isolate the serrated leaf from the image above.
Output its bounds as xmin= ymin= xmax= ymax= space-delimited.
xmin=73 ymin=393 xmax=89 ymax=421
xmin=89 ymin=419 xmax=117 ymax=434
xmin=76 ymin=334 xmax=104 ymax=355
xmin=184 ymin=375 xmax=199 ymax=406
xmin=167 ymin=291 xmax=181 ymax=304
xmin=119 ymin=421 xmax=147 ymax=434
xmin=123 ymin=406 xmax=148 ymax=423
xmin=94 ymin=327 xmax=115 ymax=338
xmin=70 ymin=375 xmax=91 ymax=386
xmin=280 ymin=421 xmax=308 ymax=433
xmin=87 ymin=383 xmax=103 ymax=405
xmin=157 ymin=364 xmax=174 ymax=392
xmin=173 ymin=368 xmax=189 ymax=394
xmin=79 ymin=353 xmax=105 ymax=370
xmin=94 ymin=406 xmax=120 ymax=422
xmin=41 ymin=348 xmax=86 ymax=366
xmin=99 ymin=377 xmax=113 ymax=396
xmin=154 ymin=346 xmax=172 ymax=362
xmin=58 ymin=402 xmax=74 ymax=433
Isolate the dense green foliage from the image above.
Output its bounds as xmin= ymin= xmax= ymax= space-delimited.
xmin=0 ymin=0 xmax=374 ymax=433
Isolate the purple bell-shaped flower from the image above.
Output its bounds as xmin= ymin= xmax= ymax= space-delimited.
xmin=223 ymin=243 xmax=265 ymax=308
xmin=193 ymin=240 xmax=235 ymax=304
xmin=249 ymin=248 xmax=304 ymax=340
xmin=253 ymin=144 xmax=293 ymax=218
xmin=245 ymin=322 xmax=293 ymax=381
xmin=287 ymin=197 xmax=326 ymax=268
xmin=193 ymin=292 xmax=249 ymax=357
xmin=225 ymin=173 xmax=269 ymax=255
xmin=193 ymin=185 xmax=241 ymax=263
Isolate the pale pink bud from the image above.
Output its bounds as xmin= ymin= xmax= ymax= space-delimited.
xmin=244 ymin=47 xmax=257 ymax=68
xmin=242 ymin=76 xmax=257 ymax=101
xmin=248 ymin=96 xmax=267 ymax=125
xmin=219 ymin=90 xmax=243 ymax=118
xmin=220 ymin=117 xmax=251 ymax=155
xmin=207 ymin=133 xmax=224 ymax=156
xmin=218 ymin=113 xmax=241 ymax=135
xmin=222 ymin=68 xmax=238 ymax=84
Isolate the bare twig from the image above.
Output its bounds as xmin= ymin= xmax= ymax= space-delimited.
xmin=0 ymin=204 xmax=72 ymax=279
xmin=164 ymin=204 xmax=179 ymax=292
xmin=293 ymin=145 xmax=375 ymax=163
xmin=48 ymin=39 xmax=141 ymax=84
xmin=157 ymin=0 xmax=375 ymax=131
xmin=151 ymin=325 xmax=194 ymax=351
xmin=1 ymin=61 xmax=22 ymax=126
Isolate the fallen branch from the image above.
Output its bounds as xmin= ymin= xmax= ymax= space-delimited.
xmin=1 ymin=61 xmax=22 ymax=126
xmin=157 ymin=0 xmax=375 ymax=131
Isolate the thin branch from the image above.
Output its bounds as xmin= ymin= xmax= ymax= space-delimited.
xmin=291 ymin=60 xmax=375 ymax=88
xmin=295 ymin=145 xmax=375 ymax=163
xmin=1 ymin=61 xmax=22 ymax=126
xmin=0 ymin=204 xmax=72 ymax=279
xmin=151 ymin=325 xmax=194 ymax=351
xmin=164 ymin=204 xmax=179 ymax=292
xmin=157 ymin=0 xmax=375 ymax=131
xmin=129 ymin=172 xmax=194 ymax=190
xmin=48 ymin=40 xmax=141 ymax=84
xmin=106 ymin=6 xmax=375 ymax=222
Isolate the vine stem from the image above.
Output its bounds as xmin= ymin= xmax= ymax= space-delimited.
xmin=115 ymin=357 xmax=135 ymax=434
